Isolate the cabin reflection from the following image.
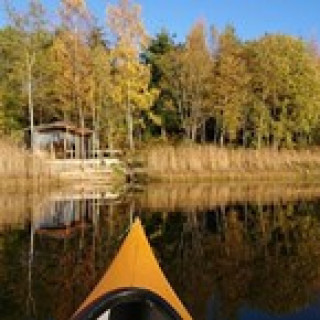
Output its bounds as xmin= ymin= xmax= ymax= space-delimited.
xmin=34 ymin=190 xmax=120 ymax=239
xmin=35 ymin=200 xmax=91 ymax=238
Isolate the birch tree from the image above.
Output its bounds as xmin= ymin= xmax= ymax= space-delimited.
xmin=183 ymin=21 xmax=213 ymax=142
xmin=89 ymin=28 xmax=113 ymax=149
xmin=107 ymin=0 xmax=158 ymax=150
xmin=152 ymin=22 xmax=213 ymax=142
xmin=0 ymin=27 xmax=25 ymax=133
xmin=58 ymin=0 xmax=93 ymax=127
xmin=213 ymin=26 xmax=250 ymax=146
xmin=56 ymin=0 xmax=94 ymax=158
xmin=4 ymin=0 xmax=49 ymax=151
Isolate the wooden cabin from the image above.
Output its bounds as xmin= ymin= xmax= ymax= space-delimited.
xmin=25 ymin=121 xmax=94 ymax=159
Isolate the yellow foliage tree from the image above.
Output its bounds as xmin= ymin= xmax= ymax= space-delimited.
xmin=107 ymin=0 xmax=158 ymax=150
xmin=89 ymin=30 xmax=114 ymax=149
xmin=183 ymin=20 xmax=213 ymax=142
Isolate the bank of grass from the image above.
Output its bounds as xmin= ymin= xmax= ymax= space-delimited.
xmin=0 ymin=139 xmax=61 ymax=191
xmin=145 ymin=145 xmax=320 ymax=182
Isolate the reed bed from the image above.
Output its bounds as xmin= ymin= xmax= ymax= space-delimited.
xmin=146 ymin=145 xmax=320 ymax=181
xmin=0 ymin=139 xmax=60 ymax=191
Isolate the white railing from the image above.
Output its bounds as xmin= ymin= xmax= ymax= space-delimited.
xmin=46 ymin=158 xmax=123 ymax=173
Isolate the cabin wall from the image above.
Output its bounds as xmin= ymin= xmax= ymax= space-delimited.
xmin=31 ymin=129 xmax=92 ymax=159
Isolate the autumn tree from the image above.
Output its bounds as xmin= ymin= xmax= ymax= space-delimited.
xmin=88 ymin=27 xmax=113 ymax=149
xmin=58 ymin=0 xmax=93 ymax=124
xmin=182 ymin=20 xmax=213 ymax=142
xmin=106 ymin=0 xmax=158 ymax=150
xmin=51 ymin=0 xmax=94 ymax=158
xmin=247 ymin=34 xmax=320 ymax=147
xmin=0 ymin=27 xmax=26 ymax=133
xmin=212 ymin=26 xmax=250 ymax=146
xmin=3 ymin=0 xmax=50 ymax=149
xmin=151 ymin=22 xmax=214 ymax=142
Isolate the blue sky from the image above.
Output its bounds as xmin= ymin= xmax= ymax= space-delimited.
xmin=1 ymin=1 xmax=320 ymax=42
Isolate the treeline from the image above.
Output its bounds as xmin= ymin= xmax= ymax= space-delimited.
xmin=146 ymin=26 xmax=320 ymax=148
xmin=1 ymin=0 xmax=320 ymax=149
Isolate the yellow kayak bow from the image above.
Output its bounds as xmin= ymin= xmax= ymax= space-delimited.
xmin=72 ymin=218 xmax=192 ymax=320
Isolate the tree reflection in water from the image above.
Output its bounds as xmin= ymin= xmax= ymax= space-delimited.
xmin=1 ymin=183 xmax=320 ymax=320
xmin=144 ymin=201 xmax=320 ymax=320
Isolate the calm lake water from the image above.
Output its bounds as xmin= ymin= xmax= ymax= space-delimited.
xmin=1 ymin=182 xmax=320 ymax=320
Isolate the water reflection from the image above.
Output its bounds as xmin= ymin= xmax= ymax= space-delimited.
xmin=1 ymin=183 xmax=320 ymax=320
xmin=137 ymin=182 xmax=320 ymax=211
xmin=147 ymin=205 xmax=320 ymax=320
xmin=0 ymin=186 xmax=131 ymax=320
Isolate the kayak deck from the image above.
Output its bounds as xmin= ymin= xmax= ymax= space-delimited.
xmin=72 ymin=218 xmax=192 ymax=320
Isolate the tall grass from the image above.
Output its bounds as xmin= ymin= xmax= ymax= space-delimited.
xmin=0 ymin=139 xmax=58 ymax=191
xmin=146 ymin=145 xmax=320 ymax=181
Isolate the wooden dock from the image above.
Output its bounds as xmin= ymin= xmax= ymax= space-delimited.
xmin=46 ymin=158 xmax=126 ymax=181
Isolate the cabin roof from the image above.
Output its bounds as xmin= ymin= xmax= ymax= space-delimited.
xmin=27 ymin=121 xmax=93 ymax=136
